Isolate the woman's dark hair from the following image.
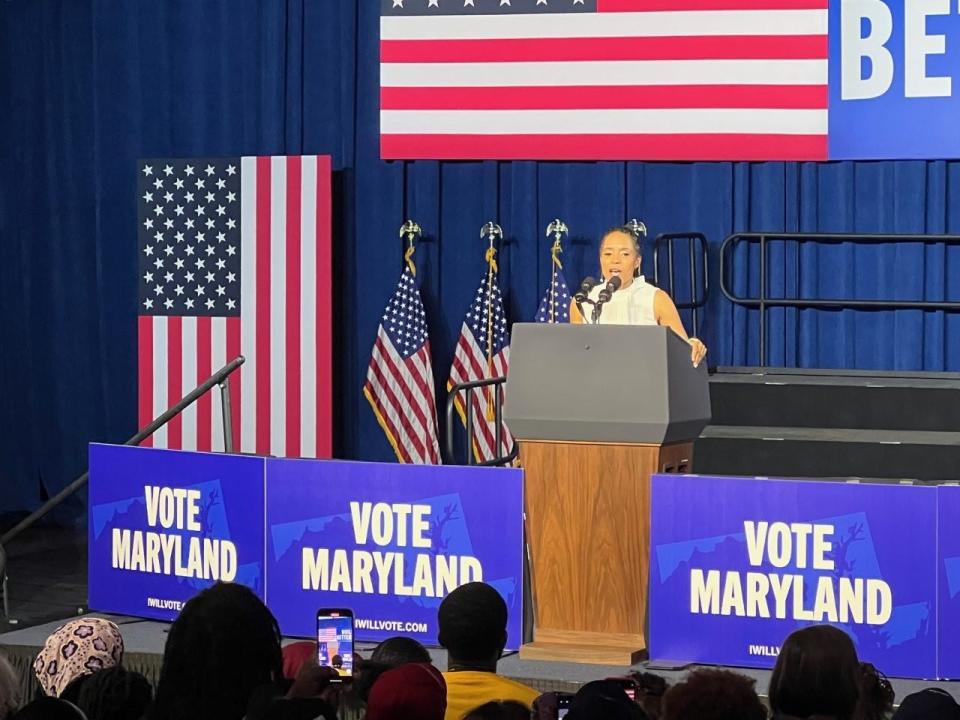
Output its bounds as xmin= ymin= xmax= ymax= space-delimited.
xmin=150 ymin=583 xmax=283 ymax=720
xmin=75 ymin=667 xmax=152 ymax=720
xmin=464 ymin=700 xmax=533 ymax=720
xmin=853 ymin=663 xmax=894 ymax=720
xmin=661 ymin=669 xmax=765 ymax=720
xmin=769 ymin=626 xmax=860 ymax=720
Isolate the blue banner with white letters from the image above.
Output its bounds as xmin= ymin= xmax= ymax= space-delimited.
xmin=938 ymin=486 xmax=960 ymax=679
xmin=830 ymin=0 xmax=960 ymax=159
xmin=88 ymin=445 xmax=524 ymax=646
xmin=88 ymin=444 xmax=267 ymax=620
xmin=649 ymin=474 xmax=939 ymax=679
xmin=264 ymin=457 xmax=524 ymax=647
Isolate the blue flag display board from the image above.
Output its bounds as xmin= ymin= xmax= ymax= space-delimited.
xmin=265 ymin=458 xmax=524 ymax=648
xmin=649 ymin=475 xmax=938 ymax=679
xmin=88 ymin=444 xmax=267 ymax=621
xmin=88 ymin=445 xmax=524 ymax=646
xmin=939 ymin=486 xmax=960 ymax=680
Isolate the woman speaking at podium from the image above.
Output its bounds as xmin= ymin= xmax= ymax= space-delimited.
xmin=571 ymin=226 xmax=708 ymax=367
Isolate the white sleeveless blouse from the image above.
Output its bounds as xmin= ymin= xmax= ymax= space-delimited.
xmin=586 ymin=275 xmax=659 ymax=325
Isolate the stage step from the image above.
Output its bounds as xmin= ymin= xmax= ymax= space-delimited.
xmin=708 ymin=367 xmax=960 ymax=431
xmin=695 ymin=368 xmax=960 ymax=482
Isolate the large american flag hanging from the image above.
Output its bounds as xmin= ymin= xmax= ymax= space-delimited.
xmin=363 ymin=258 xmax=441 ymax=464
xmin=379 ymin=0 xmax=827 ymax=161
xmin=137 ymin=156 xmax=332 ymax=457
xmin=447 ymin=254 xmax=514 ymax=463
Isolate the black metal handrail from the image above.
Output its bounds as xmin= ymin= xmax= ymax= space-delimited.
xmin=652 ymin=232 xmax=709 ymax=337
xmin=445 ymin=376 xmax=518 ymax=467
xmin=720 ymin=232 xmax=960 ymax=366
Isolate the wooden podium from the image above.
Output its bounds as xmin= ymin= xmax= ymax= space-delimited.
xmin=504 ymin=324 xmax=710 ymax=665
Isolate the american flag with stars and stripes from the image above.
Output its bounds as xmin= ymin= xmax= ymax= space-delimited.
xmin=380 ymin=0 xmax=828 ymax=161
xmin=535 ymin=264 xmax=572 ymax=323
xmin=363 ymin=263 xmax=441 ymax=464
xmin=137 ymin=156 xmax=332 ymax=458
xmin=447 ymin=266 xmax=514 ymax=463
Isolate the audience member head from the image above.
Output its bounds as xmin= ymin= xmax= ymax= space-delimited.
xmin=631 ymin=672 xmax=668 ymax=720
xmin=769 ymin=625 xmax=860 ymax=720
xmin=369 ymin=636 xmax=431 ymax=666
xmin=567 ymin=680 xmax=647 ymax=720
xmin=661 ymin=669 xmax=766 ymax=720
xmin=74 ymin=666 xmax=152 ymax=720
xmin=0 ymin=652 xmax=20 ymax=720
xmin=33 ymin=618 xmax=124 ymax=698
xmin=892 ymin=688 xmax=960 ymax=720
xmin=854 ymin=663 xmax=893 ymax=720
xmin=365 ymin=663 xmax=445 ymax=720
xmin=354 ymin=636 xmax=433 ymax=702
xmin=438 ymin=582 xmax=509 ymax=670
xmin=150 ymin=582 xmax=282 ymax=720
xmin=464 ymin=700 xmax=531 ymax=720
xmin=12 ymin=697 xmax=87 ymax=720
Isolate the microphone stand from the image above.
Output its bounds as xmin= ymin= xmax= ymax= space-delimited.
xmin=591 ymin=298 xmax=606 ymax=324
xmin=576 ymin=297 xmax=595 ymax=324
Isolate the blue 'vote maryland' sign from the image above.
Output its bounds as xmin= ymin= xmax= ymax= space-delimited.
xmin=649 ymin=474 xmax=941 ymax=679
xmin=88 ymin=445 xmax=524 ymax=646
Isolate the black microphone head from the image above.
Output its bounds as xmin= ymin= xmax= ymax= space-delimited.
xmin=574 ymin=276 xmax=598 ymax=302
xmin=607 ymin=275 xmax=623 ymax=291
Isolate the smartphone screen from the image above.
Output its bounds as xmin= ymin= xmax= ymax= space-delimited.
xmin=316 ymin=608 xmax=354 ymax=679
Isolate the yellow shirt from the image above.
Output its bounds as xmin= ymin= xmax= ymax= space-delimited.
xmin=442 ymin=670 xmax=541 ymax=720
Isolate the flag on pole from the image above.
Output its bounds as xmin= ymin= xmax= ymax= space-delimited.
xmin=535 ymin=238 xmax=572 ymax=323
xmin=363 ymin=245 xmax=441 ymax=464
xmin=447 ymin=243 xmax=514 ymax=463
xmin=136 ymin=156 xmax=333 ymax=458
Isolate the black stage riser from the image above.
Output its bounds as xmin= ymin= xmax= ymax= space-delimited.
xmin=697 ymin=368 xmax=960 ymax=481
xmin=695 ymin=436 xmax=960 ymax=483
xmin=710 ymin=381 xmax=960 ymax=432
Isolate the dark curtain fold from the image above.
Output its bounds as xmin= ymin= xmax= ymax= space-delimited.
xmin=4 ymin=0 xmax=960 ymax=514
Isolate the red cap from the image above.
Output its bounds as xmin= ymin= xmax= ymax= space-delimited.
xmin=281 ymin=642 xmax=316 ymax=681
xmin=366 ymin=663 xmax=447 ymax=720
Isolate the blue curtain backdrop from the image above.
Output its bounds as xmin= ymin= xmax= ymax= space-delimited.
xmin=4 ymin=1 xmax=960 ymax=514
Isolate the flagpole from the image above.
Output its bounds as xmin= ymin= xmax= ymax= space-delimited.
xmin=545 ymin=219 xmax=568 ymax=324
xmin=480 ymin=221 xmax=502 ymax=429
xmin=399 ymin=219 xmax=421 ymax=276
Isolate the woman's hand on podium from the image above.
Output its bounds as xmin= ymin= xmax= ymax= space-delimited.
xmin=688 ymin=338 xmax=707 ymax=368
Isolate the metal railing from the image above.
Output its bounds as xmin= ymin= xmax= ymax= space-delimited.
xmin=719 ymin=232 xmax=960 ymax=366
xmin=652 ymin=232 xmax=709 ymax=337
xmin=445 ymin=377 xmax=518 ymax=467
xmin=0 ymin=355 xmax=245 ymax=620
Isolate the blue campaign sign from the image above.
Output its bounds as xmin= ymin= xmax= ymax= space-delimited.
xmin=649 ymin=475 xmax=938 ymax=679
xmin=88 ymin=444 xmax=267 ymax=620
xmin=829 ymin=0 xmax=960 ymax=159
xmin=265 ymin=458 xmax=524 ymax=648
xmin=939 ymin=486 xmax=960 ymax=679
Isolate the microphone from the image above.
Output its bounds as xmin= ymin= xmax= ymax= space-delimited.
xmin=573 ymin=276 xmax=598 ymax=303
xmin=597 ymin=275 xmax=622 ymax=304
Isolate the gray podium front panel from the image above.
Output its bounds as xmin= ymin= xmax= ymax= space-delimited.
xmin=504 ymin=323 xmax=711 ymax=444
